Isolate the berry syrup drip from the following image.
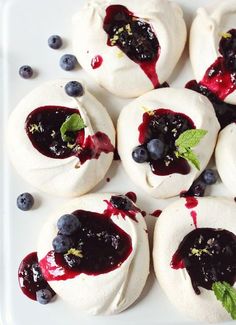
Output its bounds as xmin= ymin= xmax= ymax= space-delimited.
xmin=25 ymin=106 xmax=84 ymax=159
xmin=104 ymin=195 xmax=140 ymax=223
xmin=125 ymin=192 xmax=137 ymax=203
xmin=186 ymin=29 xmax=236 ymax=128
xmin=91 ymin=55 xmax=103 ymax=69
xmin=25 ymin=106 xmax=114 ymax=163
xmin=185 ymin=197 xmax=198 ymax=209
xmin=151 ymin=210 xmax=162 ymax=218
xmin=138 ymin=109 xmax=195 ymax=176
xmin=171 ymin=228 xmax=236 ymax=295
xmin=186 ymin=80 xmax=236 ymax=129
xmin=40 ymin=210 xmax=132 ymax=281
xmin=103 ymin=5 xmax=160 ymax=87
xmin=18 ymin=252 xmax=55 ymax=301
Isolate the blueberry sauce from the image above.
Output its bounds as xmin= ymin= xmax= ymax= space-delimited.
xmin=141 ymin=211 xmax=147 ymax=217
xmin=18 ymin=252 xmax=55 ymax=301
xmin=25 ymin=106 xmax=114 ymax=163
xmin=125 ymin=191 xmax=137 ymax=203
xmin=40 ymin=210 xmax=132 ymax=281
xmin=104 ymin=195 xmax=140 ymax=223
xmin=91 ymin=55 xmax=103 ymax=69
xmin=103 ymin=5 xmax=160 ymax=87
xmin=138 ymin=109 xmax=195 ymax=175
xmin=151 ymin=210 xmax=162 ymax=218
xmin=186 ymin=29 xmax=236 ymax=129
xmin=171 ymin=228 xmax=236 ymax=294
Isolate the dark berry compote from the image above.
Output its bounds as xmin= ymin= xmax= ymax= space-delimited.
xmin=103 ymin=5 xmax=160 ymax=87
xmin=25 ymin=106 xmax=114 ymax=164
xmin=40 ymin=210 xmax=132 ymax=281
xmin=134 ymin=109 xmax=195 ymax=176
xmin=171 ymin=228 xmax=236 ymax=295
xmin=186 ymin=29 xmax=236 ymax=128
xmin=18 ymin=252 xmax=55 ymax=301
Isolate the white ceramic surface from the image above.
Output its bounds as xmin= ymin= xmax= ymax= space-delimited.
xmin=0 ymin=0 xmax=234 ymax=324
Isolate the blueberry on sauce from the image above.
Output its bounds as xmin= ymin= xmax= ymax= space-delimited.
xmin=186 ymin=29 xmax=236 ymax=128
xmin=103 ymin=5 xmax=160 ymax=87
xmin=18 ymin=252 xmax=55 ymax=301
xmin=25 ymin=106 xmax=114 ymax=163
xmin=171 ymin=228 xmax=236 ymax=295
xmin=40 ymin=210 xmax=132 ymax=280
xmin=134 ymin=109 xmax=195 ymax=176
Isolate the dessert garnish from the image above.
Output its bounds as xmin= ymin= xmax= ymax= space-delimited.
xmin=59 ymin=54 xmax=78 ymax=71
xmin=48 ymin=35 xmax=63 ymax=50
xmin=19 ymin=65 xmax=33 ymax=79
xmin=16 ymin=192 xmax=34 ymax=211
xmin=104 ymin=195 xmax=140 ymax=222
xmin=65 ymin=81 xmax=84 ymax=97
xmin=40 ymin=209 xmax=132 ymax=280
xmin=60 ymin=113 xmax=86 ymax=142
xmin=132 ymin=109 xmax=207 ymax=175
xmin=212 ymin=281 xmax=236 ymax=320
xmin=103 ymin=5 xmax=160 ymax=87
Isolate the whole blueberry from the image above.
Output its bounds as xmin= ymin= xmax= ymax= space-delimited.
xmin=202 ymin=169 xmax=218 ymax=185
xmin=59 ymin=54 xmax=78 ymax=71
xmin=110 ymin=195 xmax=133 ymax=211
xmin=48 ymin=35 xmax=62 ymax=49
xmin=57 ymin=214 xmax=81 ymax=235
xmin=52 ymin=235 xmax=72 ymax=253
xmin=19 ymin=65 xmax=33 ymax=79
xmin=132 ymin=146 xmax=148 ymax=163
xmin=17 ymin=193 xmax=34 ymax=211
xmin=36 ymin=289 xmax=53 ymax=304
xmin=65 ymin=81 xmax=84 ymax=97
xmin=190 ymin=180 xmax=206 ymax=197
xmin=147 ymin=138 xmax=165 ymax=160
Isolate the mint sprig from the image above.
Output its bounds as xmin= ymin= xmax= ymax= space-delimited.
xmin=175 ymin=129 xmax=207 ymax=170
xmin=212 ymin=281 xmax=236 ymax=320
xmin=60 ymin=113 xmax=86 ymax=142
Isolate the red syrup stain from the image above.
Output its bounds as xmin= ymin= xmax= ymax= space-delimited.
xmin=91 ymin=55 xmax=103 ymax=69
xmin=103 ymin=198 xmax=140 ymax=223
xmin=40 ymin=210 xmax=133 ymax=282
xmin=106 ymin=177 xmax=110 ymax=182
xmin=200 ymin=57 xmax=236 ymax=101
xmin=151 ymin=210 xmax=162 ymax=218
xmin=190 ymin=210 xmax=198 ymax=229
xmin=103 ymin=5 xmax=160 ymax=88
xmin=185 ymin=197 xmax=198 ymax=209
xmin=141 ymin=211 xmax=147 ymax=217
xmin=171 ymin=253 xmax=185 ymax=270
xmin=125 ymin=191 xmax=137 ymax=203
xmin=18 ymin=252 xmax=55 ymax=301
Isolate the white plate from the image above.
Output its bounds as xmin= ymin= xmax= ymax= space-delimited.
xmin=0 ymin=0 xmax=233 ymax=324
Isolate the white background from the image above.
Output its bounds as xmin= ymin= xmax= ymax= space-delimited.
xmin=0 ymin=0 xmax=233 ymax=324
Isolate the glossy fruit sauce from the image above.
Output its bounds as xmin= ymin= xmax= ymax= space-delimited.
xmin=138 ymin=109 xmax=195 ymax=175
xmin=171 ymin=228 xmax=236 ymax=295
xmin=25 ymin=106 xmax=114 ymax=163
xmin=103 ymin=5 xmax=160 ymax=87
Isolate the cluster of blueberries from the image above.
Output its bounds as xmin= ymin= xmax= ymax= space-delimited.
xmin=132 ymin=138 xmax=165 ymax=163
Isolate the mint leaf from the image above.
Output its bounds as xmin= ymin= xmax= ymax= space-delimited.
xmin=175 ymin=129 xmax=207 ymax=170
xmin=60 ymin=113 xmax=86 ymax=142
xmin=212 ymin=281 xmax=236 ymax=320
xmin=175 ymin=129 xmax=208 ymax=148
xmin=178 ymin=150 xmax=200 ymax=170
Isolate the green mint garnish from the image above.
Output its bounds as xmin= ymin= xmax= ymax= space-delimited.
xmin=175 ymin=129 xmax=208 ymax=170
xmin=60 ymin=113 xmax=86 ymax=142
xmin=212 ymin=282 xmax=236 ymax=320
xmin=65 ymin=248 xmax=83 ymax=258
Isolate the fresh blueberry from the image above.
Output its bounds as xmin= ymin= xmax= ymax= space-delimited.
xmin=19 ymin=65 xmax=33 ymax=79
xmin=16 ymin=193 xmax=34 ymax=211
xmin=52 ymin=235 xmax=72 ymax=253
xmin=202 ymin=169 xmax=218 ymax=185
xmin=132 ymin=146 xmax=148 ymax=163
xmin=147 ymin=139 xmax=165 ymax=160
xmin=59 ymin=54 xmax=78 ymax=71
xmin=57 ymin=214 xmax=81 ymax=235
xmin=110 ymin=195 xmax=133 ymax=211
xmin=48 ymin=35 xmax=62 ymax=49
xmin=65 ymin=81 xmax=84 ymax=97
xmin=189 ymin=180 xmax=206 ymax=197
xmin=36 ymin=289 xmax=53 ymax=304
